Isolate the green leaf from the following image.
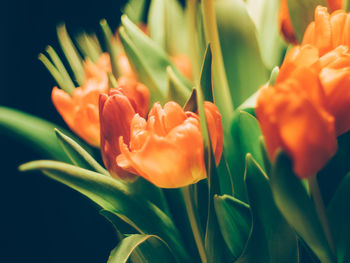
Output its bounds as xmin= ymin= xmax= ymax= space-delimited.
xmin=75 ymin=32 xmax=102 ymax=63
xmin=345 ymin=0 xmax=350 ymax=12
xmin=327 ymin=173 xmax=350 ymax=263
xmin=19 ymin=160 xmax=190 ymax=263
xmin=271 ymin=152 xmax=336 ymax=263
xmin=166 ymin=66 xmax=191 ymax=105
xmin=123 ymin=0 xmax=147 ymax=23
xmin=246 ymin=0 xmax=287 ymax=70
xmin=57 ymin=23 xmax=85 ymax=85
xmin=108 ymin=234 xmax=176 ymax=263
xmin=0 ymin=107 xmax=70 ymax=162
xmin=287 ymin=0 xmax=328 ymax=43
xmin=195 ymin=87 xmax=231 ymax=262
xmin=100 ymin=19 xmax=121 ymax=78
xmin=239 ymin=154 xmax=298 ymax=263
xmin=217 ymin=155 xmax=234 ymax=196
xmin=183 ymin=89 xmax=197 ymax=112
xmin=215 ymin=0 xmax=267 ymax=107
xmin=54 ymin=129 xmax=108 ymax=175
xmin=119 ymin=15 xmax=192 ymax=103
xmin=214 ymin=195 xmax=251 ymax=259
xmin=229 ymin=111 xmax=264 ymax=202
xmin=200 ymin=45 xmax=213 ymax=103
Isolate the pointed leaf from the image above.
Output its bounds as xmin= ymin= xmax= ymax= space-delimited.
xmin=19 ymin=160 xmax=190 ymax=263
xmin=0 ymin=107 xmax=70 ymax=162
xmin=54 ymin=129 xmax=108 ymax=175
xmin=119 ymin=15 xmax=192 ymax=103
xmin=183 ymin=89 xmax=197 ymax=112
xmin=246 ymin=0 xmax=287 ymax=70
xmin=75 ymin=32 xmax=102 ymax=62
xmin=123 ymin=0 xmax=147 ymax=23
xmin=239 ymin=154 xmax=298 ymax=263
xmin=271 ymin=152 xmax=335 ymax=263
xmin=214 ymin=195 xmax=251 ymax=259
xmin=200 ymin=45 xmax=213 ymax=102
xmin=108 ymin=234 xmax=176 ymax=263
xmin=287 ymin=0 xmax=328 ymax=43
xmin=215 ymin=0 xmax=267 ymax=107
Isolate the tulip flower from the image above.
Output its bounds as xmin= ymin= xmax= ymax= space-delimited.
xmin=52 ymin=53 xmax=111 ymax=146
xmin=256 ymin=45 xmax=337 ymax=178
xmin=172 ymin=54 xmax=193 ymax=80
xmin=319 ymin=46 xmax=350 ymax=135
xmin=279 ymin=1 xmax=343 ymax=44
xmin=302 ymin=6 xmax=350 ymax=55
xmin=99 ymin=80 xmax=149 ymax=179
xmin=116 ymin=101 xmax=223 ymax=188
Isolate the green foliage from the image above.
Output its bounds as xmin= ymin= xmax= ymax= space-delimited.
xmin=271 ymin=152 xmax=336 ymax=263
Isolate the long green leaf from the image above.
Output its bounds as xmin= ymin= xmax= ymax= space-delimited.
xmin=271 ymin=152 xmax=335 ymax=263
xmin=215 ymin=0 xmax=267 ymax=107
xmin=214 ymin=195 xmax=251 ymax=259
xmin=119 ymin=15 xmax=192 ymax=103
xmin=238 ymin=154 xmax=298 ymax=263
xmin=54 ymin=129 xmax=108 ymax=175
xmin=108 ymin=234 xmax=176 ymax=263
xmin=327 ymin=173 xmax=350 ymax=263
xmin=0 ymin=106 xmax=70 ymax=162
xmin=287 ymin=0 xmax=327 ymax=43
xmin=19 ymin=160 xmax=190 ymax=263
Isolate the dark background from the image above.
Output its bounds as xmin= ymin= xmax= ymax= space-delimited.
xmin=0 ymin=1 xmax=128 ymax=262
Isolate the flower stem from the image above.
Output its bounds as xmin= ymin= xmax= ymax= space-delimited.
xmin=186 ymin=0 xmax=200 ymax=82
xmin=182 ymin=186 xmax=207 ymax=263
xmin=201 ymin=0 xmax=234 ymax=118
xmin=308 ymin=175 xmax=335 ymax=254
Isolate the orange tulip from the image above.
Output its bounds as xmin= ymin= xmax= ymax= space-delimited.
xmin=116 ymin=101 xmax=223 ymax=188
xmin=319 ymin=45 xmax=350 ymax=135
xmin=52 ymin=53 xmax=111 ymax=146
xmin=279 ymin=1 xmax=343 ymax=44
xmin=303 ymin=6 xmax=350 ymax=55
xmin=99 ymin=81 xmax=149 ymax=180
xmin=256 ymin=45 xmax=337 ymax=178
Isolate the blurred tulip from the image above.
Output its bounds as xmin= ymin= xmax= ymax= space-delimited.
xmin=116 ymin=101 xmax=223 ymax=188
xmin=320 ymin=46 xmax=350 ymax=135
xmin=99 ymin=80 xmax=149 ymax=179
xmin=279 ymin=1 xmax=343 ymax=44
xmin=172 ymin=54 xmax=193 ymax=80
xmin=303 ymin=6 xmax=350 ymax=55
xmin=256 ymin=45 xmax=337 ymax=178
xmin=52 ymin=53 xmax=111 ymax=146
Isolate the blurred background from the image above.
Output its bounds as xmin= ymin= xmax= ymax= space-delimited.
xmin=0 ymin=0 xmax=133 ymax=262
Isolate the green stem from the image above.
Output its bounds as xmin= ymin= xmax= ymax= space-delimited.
xmin=186 ymin=0 xmax=200 ymax=82
xmin=201 ymin=0 xmax=234 ymax=120
xmin=308 ymin=175 xmax=335 ymax=254
xmin=182 ymin=186 xmax=207 ymax=263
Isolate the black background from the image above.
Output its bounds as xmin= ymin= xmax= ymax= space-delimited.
xmin=0 ymin=1 xmax=128 ymax=262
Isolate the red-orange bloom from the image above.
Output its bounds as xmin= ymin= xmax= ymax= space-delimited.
xmin=99 ymin=79 xmax=149 ymax=179
xmin=256 ymin=45 xmax=337 ymax=178
xmin=52 ymin=53 xmax=111 ymax=146
xmin=172 ymin=54 xmax=193 ymax=80
xmin=319 ymin=46 xmax=350 ymax=135
xmin=303 ymin=6 xmax=350 ymax=55
xmin=279 ymin=1 xmax=343 ymax=44
xmin=116 ymin=101 xmax=223 ymax=188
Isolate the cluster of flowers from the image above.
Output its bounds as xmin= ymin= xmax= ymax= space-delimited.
xmin=51 ymin=38 xmax=223 ymax=188
xmin=258 ymin=5 xmax=350 ymax=178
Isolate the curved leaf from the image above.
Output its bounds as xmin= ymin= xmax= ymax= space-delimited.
xmin=108 ymin=234 xmax=176 ymax=263
xmin=0 ymin=106 xmax=70 ymax=162
xmin=215 ymin=0 xmax=267 ymax=107
xmin=55 ymin=129 xmax=108 ymax=175
xmin=239 ymin=154 xmax=298 ymax=263
xmin=271 ymin=152 xmax=335 ymax=263
xmin=19 ymin=160 xmax=190 ymax=263
xmin=214 ymin=195 xmax=251 ymax=259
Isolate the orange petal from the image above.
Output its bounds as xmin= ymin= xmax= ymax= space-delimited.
xmin=278 ymin=0 xmax=298 ymax=44
xmin=51 ymin=87 xmax=75 ymax=129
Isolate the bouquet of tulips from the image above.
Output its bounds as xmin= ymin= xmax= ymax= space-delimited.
xmin=1 ymin=0 xmax=350 ymax=262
